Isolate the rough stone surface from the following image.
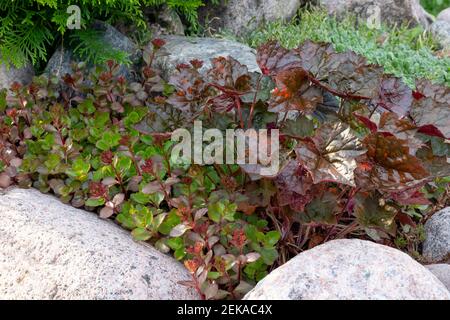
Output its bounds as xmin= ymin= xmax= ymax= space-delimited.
xmin=45 ymin=21 xmax=141 ymax=80
xmin=426 ymin=264 xmax=450 ymax=291
xmin=244 ymin=239 xmax=450 ymax=300
xmin=423 ymin=207 xmax=450 ymax=263
xmin=0 ymin=62 xmax=34 ymax=90
xmin=199 ymin=0 xmax=301 ymax=36
xmin=151 ymin=4 xmax=185 ymax=36
xmin=0 ymin=188 xmax=200 ymax=300
xmin=431 ymin=9 xmax=450 ymax=49
xmin=319 ymin=0 xmax=433 ymax=28
xmin=431 ymin=20 xmax=450 ymax=49
xmin=155 ymin=35 xmax=260 ymax=79
xmin=437 ymin=8 xmax=450 ymax=23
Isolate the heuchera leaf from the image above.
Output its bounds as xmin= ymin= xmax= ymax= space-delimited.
xmin=207 ymin=56 xmax=251 ymax=93
xmin=275 ymin=160 xmax=313 ymax=212
xmin=410 ymin=79 xmax=450 ymax=138
xmin=268 ymin=68 xmax=323 ymax=114
xmin=353 ymin=193 xmax=397 ymax=236
xmin=372 ymin=76 xmax=412 ymax=117
xmin=302 ymin=190 xmax=340 ymax=225
xmin=296 ymin=40 xmax=335 ymax=77
xmin=256 ymin=41 xmax=302 ymax=76
xmin=377 ymin=112 xmax=423 ymax=155
xmin=357 ymin=133 xmax=429 ymax=192
xmin=295 ymin=122 xmax=366 ymax=186
xmin=167 ymin=66 xmax=209 ymax=114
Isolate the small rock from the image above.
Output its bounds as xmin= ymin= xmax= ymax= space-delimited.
xmin=199 ymin=0 xmax=301 ymax=36
xmin=423 ymin=207 xmax=450 ymax=263
xmin=426 ymin=264 xmax=450 ymax=291
xmin=155 ymin=35 xmax=260 ymax=79
xmin=45 ymin=21 xmax=141 ymax=80
xmin=319 ymin=0 xmax=433 ymax=28
xmin=0 ymin=188 xmax=199 ymax=299
xmin=244 ymin=239 xmax=450 ymax=300
xmin=0 ymin=61 xmax=34 ymax=91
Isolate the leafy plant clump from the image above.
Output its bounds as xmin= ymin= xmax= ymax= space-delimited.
xmin=1 ymin=38 xmax=449 ymax=299
xmin=242 ymin=9 xmax=450 ymax=88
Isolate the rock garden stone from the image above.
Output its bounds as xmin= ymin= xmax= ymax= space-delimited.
xmin=0 ymin=61 xmax=34 ymax=91
xmin=244 ymin=239 xmax=450 ymax=300
xmin=198 ymin=0 xmax=301 ymax=36
xmin=437 ymin=8 xmax=450 ymax=23
xmin=45 ymin=21 xmax=141 ymax=80
xmin=430 ymin=20 xmax=450 ymax=49
xmin=0 ymin=188 xmax=200 ymax=300
xmin=430 ymin=9 xmax=450 ymax=49
xmin=154 ymin=35 xmax=261 ymax=79
xmin=426 ymin=264 xmax=450 ymax=291
xmin=319 ymin=0 xmax=433 ymax=28
xmin=423 ymin=207 xmax=450 ymax=263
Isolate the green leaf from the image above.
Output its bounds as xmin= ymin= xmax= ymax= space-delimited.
xmin=174 ymin=247 xmax=186 ymax=260
xmin=95 ymin=140 xmax=110 ymax=151
xmin=264 ymin=231 xmax=281 ymax=247
xmin=85 ymin=198 xmax=105 ymax=207
xmin=131 ymin=228 xmax=152 ymax=241
xmin=130 ymin=192 xmax=150 ymax=205
xmin=259 ymin=247 xmax=278 ymax=265
xmin=159 ymin=210 xmax=181 ymax=235
xmin=166 ymin=237 xmax=184 ymax=250
xmin=79 ymin=98 xmax=96 ymax=114
xmin=208 ymin=202 xmax=224 ymax=223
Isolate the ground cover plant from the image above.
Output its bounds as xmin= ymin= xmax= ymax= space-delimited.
xmin=242 ymin=9 xmax=450 ymax=88
xmin=0 ymin=38 xmax=449 ymax=299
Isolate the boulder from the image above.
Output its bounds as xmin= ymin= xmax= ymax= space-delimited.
xmin=198 ymin=0 xmax=302 ymax=36
xmin=437 ymin=8 xmax=450 ymax=23
xmin=430 ymin=9 xmax=450 ymax=49
xmin=0 ymin=188 xmax=200 ymax=300
xmin=45 ymin=21 xmax=141 ymax=80
xmin=0 ymin=61 xmax=34 ymax=91
xmin=423 ymin=207 xmax=450 ymax=263
xmin=319 ymin=0 xmax=433 ymax=28
xmin=426 ymin=264 xmax=450 ymax=291
xmin=430 ymin=20 xmax=450 ymax=49
xmin=244 ymin=239 xmax=450 ymax=300
xmin=154 ymin=35 xmax=261 ymax=79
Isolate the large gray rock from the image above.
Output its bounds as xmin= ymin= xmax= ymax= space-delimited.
xmin=426 ymin=264 xmax=450 ymax=291
xmin=155 ymin=35 xmax=261 ymax=79
xmin=45 ymin=21 xmax=141 ymax=80
xmin=430 ymin=20 xmax=450 ymax=49
xmin=430 ymin=9 xmax=450 ymax=49
xmin=244 ymin=239 xmax=450 ymax=300
xmin=199 ymin=0 xmax=301 ymax=36
xmin=0 ymin=188 xmax=200 ymax=300
xmin=423 ymin=207 xmax=450 ymax=263
xmin=0 ymin=62 xmax=34 ymax=90
xmin=319 ymin=0 xmax=433 ymax=28
xmin=437 ymin=8 xmax=450 ymax=23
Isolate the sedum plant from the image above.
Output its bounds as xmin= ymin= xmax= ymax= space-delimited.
xmin=1 ymin=38 xmax=449 ymax=299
